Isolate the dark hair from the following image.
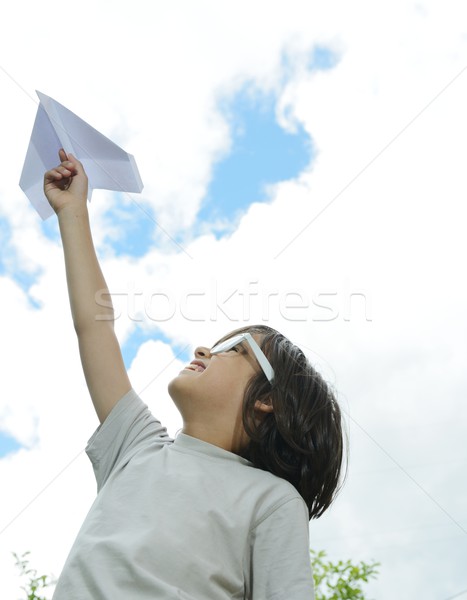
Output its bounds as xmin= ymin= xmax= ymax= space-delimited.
xmin=217 ymin=325 xmax=347 ymax=520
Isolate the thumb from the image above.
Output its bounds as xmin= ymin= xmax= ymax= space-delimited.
xmin=66 ymin=152 xmax=86 ymax=177
xmin=62 ymin=152 xmax=88 ymax=198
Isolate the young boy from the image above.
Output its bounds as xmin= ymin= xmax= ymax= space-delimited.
xmin=44 ymin=150 xmax=345 ymax=599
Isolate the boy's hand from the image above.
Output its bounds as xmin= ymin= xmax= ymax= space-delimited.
xmin=44 ymin=149 xmax=88 ymax=215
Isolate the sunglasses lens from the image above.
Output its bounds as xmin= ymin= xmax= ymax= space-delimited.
xmin=211 ymin=335 xmax=243 ymax=354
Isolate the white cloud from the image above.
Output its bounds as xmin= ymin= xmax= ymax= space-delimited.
xmin=1 ymin=1 xmax=467 ymax=598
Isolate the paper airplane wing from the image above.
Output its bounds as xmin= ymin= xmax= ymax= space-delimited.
xmin=19 ymin=91 xmax=144 ymax=220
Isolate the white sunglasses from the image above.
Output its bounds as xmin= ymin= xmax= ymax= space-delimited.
xmin=210 ymin=332 xmax=275 ymax=384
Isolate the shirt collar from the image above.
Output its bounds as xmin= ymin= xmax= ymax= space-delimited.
xmin=172 ymin=432 xmax=253 ymax=466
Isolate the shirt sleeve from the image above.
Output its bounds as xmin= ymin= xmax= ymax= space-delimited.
xmin=249 ymin=497 xmax=315 ymax=600
xmin=85 ymin=388 xmax=173 ymax=492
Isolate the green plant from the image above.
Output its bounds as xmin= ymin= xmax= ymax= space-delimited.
xmin=11 ymin=548 xmax=379 ymax=599
xmin=12 ymin=552 xmax=56 ymax=600
xmin=311 ymin=549 xmax=380 ymax=599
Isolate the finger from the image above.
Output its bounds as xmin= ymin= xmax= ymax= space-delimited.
xmin=56 ymin=154 xmax=78 ymax=181
xmin=45 ymin=166 xmax=72 ymax=181
xmin=66 ymin=153 xmax=85 ymax=171
xmin=56 ymin=164 xmax=73 ymax=176
xmin=44 ymin=168 xmax=65 ymax=181
xmin=58 ymin=148 xmax=81 ymax=175
xmin=44 ymin=167 xmax=73 ymax=185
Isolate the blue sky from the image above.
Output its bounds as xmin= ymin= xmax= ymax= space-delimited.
xmin=40 ymin=195 xmax=157 ymax=258
xmin=121 ymin=325 xmax=191 ymax=370
xmin=0 ymin=217 xmax=41 ymax=307
xmin=195 ymin=45 xmax=337 ymax=233
xmin=196 ymin=85 xmax=313 ymax=232
xmin=102 ymin=196 xmax=157 ymax=258
xmin=0 ymin=219 xmax=33 ymax=455
xmin=0 ymin=430 xmax=22 ymax=457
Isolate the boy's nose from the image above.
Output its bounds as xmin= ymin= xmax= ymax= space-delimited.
xmin=194 ymin=346 xmax=211 ymax=359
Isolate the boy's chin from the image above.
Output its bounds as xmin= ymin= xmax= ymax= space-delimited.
xmin=167 ymin=372 xmax=192 ymax=400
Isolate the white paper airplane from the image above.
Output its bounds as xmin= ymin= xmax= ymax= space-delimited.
xmin=19 ymin=91 xmax=144 ymax=219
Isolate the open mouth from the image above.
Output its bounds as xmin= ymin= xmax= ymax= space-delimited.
xmin=186 ymin=360 xmax=206 ymax=373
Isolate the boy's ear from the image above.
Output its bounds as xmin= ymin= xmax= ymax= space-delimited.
xmin=254 ymin=399 xmax=274 ymax=414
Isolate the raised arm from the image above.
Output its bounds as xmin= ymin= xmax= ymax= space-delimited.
xmin=44 ymin=150 xmax=131 ymax=423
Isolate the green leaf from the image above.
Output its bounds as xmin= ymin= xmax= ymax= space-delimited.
xmin=310 ymin=549 xmax=380 ymax=599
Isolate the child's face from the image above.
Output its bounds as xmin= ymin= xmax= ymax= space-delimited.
xmin=168 ymin=332 xmax=263 ymax=448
